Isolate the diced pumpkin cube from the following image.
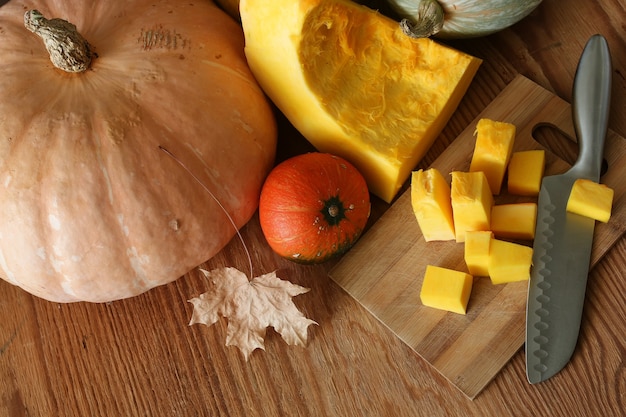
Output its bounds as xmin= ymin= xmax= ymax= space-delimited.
xmin=450 ymin=171 xmax=494 ymax=242
xmin=464 ymin=230 xmax=493 ymax=277
xmin=488 ymin=239 xmax=533 ymax=284
xmin=410 ymin=169 xmax=455 ymax=241
xmin=507 ymin=150 xmax=545 ymax=196
xmin=490 ymin=203 xmax=537 ymax=240
xmin=469 ymin=119 xmax=516 ymax=194
xmin=420 ymin=265 xmax=473 ymax=315
xmin=566 ymin=178 xmax=614 ymax=223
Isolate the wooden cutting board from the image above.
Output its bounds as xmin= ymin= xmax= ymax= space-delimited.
xmin=329 ymin=75 xmax=626 ymax=399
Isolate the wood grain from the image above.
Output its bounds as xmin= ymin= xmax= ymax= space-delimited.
xmin=2 ymin=0 xmax=626 ymax=416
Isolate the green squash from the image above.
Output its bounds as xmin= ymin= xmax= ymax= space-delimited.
xmin=387 ymin=0 xmax=543 ymax=38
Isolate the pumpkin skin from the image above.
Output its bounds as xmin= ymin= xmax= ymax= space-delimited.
xmin=387 ymin=0 xmax=543 ymax=38
xmin=259 ymin=153 xmax=370 ymax=264
xmin=0 ymin=0 xmax=277 ymax=302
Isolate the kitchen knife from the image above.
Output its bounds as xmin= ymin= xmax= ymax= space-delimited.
xmin=525 ymin=34 xmax=612 ymax=384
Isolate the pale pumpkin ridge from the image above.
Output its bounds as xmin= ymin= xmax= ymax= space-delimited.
xmin=31 ymin=68 xmax=159 ymax=299
xmin=97 ymin=120 xmax=172 ymax=295
xmin=46 ymin=116 xmax=123 ymax=300
xmin=69 ymin=72 xmax=155 ymax=298
xmin=3 ymin=102 xmax=84 ymax=299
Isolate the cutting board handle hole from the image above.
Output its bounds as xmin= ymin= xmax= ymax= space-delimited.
xmin=532 ymin=123 xmax=578 ymax=165
xmin=532 ymin=123 xmax=609 ymax=176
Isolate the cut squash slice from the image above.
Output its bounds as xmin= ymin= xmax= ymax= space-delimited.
xmin=469 ymin=119 xmax=516 ymax=195
xmin=240 ymin=0 xmax=482 ymax=202
xmin=411 ymin=169 xmax=455 ymax=241
xmin=450 ymin=171 xmax=494 ymax=242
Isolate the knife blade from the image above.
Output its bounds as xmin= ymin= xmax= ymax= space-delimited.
xmin=525 ymin=34 xmax=612 ymax=384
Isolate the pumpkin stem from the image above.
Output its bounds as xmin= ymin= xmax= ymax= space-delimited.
xmin=328 ymin=204 xmax=340 ymax=219
xmin=322 ymin=197 xmax=345 ymax=226
xmin=398 ymin=0 xmax=445 ymax=38
xmin=24 ymin=10 xmax=93 ymax=73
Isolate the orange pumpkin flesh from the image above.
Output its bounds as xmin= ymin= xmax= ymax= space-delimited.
xmin=259 ymin=153 xmax=370 ymax=264
xmin=0 ymin=0 xmax=276 ymax=302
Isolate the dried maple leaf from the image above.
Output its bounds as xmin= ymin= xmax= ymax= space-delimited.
xmin=189 ymin=267 xmax=317 ymax=360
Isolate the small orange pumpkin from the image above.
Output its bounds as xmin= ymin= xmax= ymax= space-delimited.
xmin=259 ymin=153 xmax=370 ymax=264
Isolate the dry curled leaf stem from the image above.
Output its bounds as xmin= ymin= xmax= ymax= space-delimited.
xmin=159 ymin=145 xmax=254 ymax=279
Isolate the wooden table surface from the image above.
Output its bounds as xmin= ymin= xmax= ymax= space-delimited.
xmin=2 ymin=0 xmax=625 ymax=416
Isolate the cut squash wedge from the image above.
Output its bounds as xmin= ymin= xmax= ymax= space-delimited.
xmin=240 ymin=0 xmax=482 ymax=202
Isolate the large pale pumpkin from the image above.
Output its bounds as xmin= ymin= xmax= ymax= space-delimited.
xmin=0 ymin=0 xmax=277 ymax=302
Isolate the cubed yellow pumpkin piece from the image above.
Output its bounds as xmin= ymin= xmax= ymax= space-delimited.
xmin=488 ymin=239 xmax=533 ymax=284
xmin=240 ymin=0 xmax=482 ymax=202
xmin=490 ymin=203 xmax=537 ymax=240
xmin=566 ymin=179 xmax=614 ymax=223
xmin=450 ymin=171 xmax=494 ymax=242
xmin=420 ymin=265 xmax=473 ymax=315
xmin=464 ymin=231 xmax=494 ymax=277
xmin=469 ymin=119 xmax=516 ymax=194
xmin=507 ymin=150 xmax=545 ymax=196
xmin=411 ymin=169 xmax=455 ymax=241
